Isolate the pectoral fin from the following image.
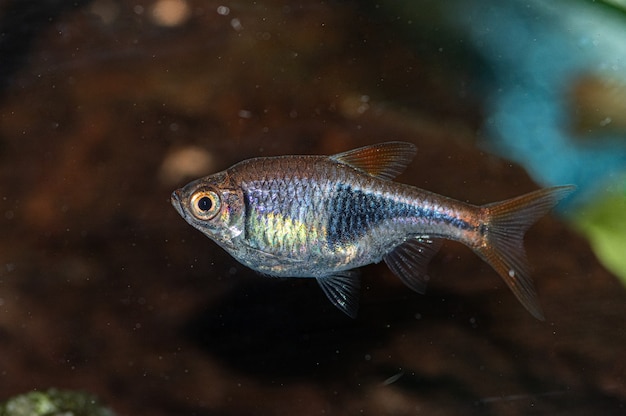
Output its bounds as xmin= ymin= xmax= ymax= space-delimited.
xmin=383 ymin=237 xmax=443 ymax=294
xmin=316 ymin=272 xmax=361 ymax=318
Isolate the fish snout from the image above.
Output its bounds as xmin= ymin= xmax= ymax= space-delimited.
xmin=170 ymin=189 xmax=186 ymax=218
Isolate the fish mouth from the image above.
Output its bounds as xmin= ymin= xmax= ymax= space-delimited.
xmin=170 ymin=189 xmax=186 ymax=219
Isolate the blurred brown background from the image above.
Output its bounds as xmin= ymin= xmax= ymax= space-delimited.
xmin=0 ymin=1 xmax=624 ymax=414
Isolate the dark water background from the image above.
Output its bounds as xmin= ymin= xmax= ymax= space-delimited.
xmin=0 ymin=0 xmax=624 ymax=414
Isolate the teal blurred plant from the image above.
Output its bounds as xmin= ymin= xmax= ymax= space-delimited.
xmin=0 ymin=389 xmax=114 ymax=416
xmin=378 ymin=0 xmax=626 ymax=285
xmin=454 ymin=0 xmax=626 ymax=284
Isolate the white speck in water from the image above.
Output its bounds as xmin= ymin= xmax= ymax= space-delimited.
xmin=217 ymin=5 xmax=230 ymax=16
xmin=382 ymin=371 xmax=404 ymax=385
xmin=364 ymin=354 xmax=371 ymax=361
xmin=599 ymin=117 xmax=612 ymax=127
xmin=470 ymin=317 xmax=478 ymax=328
xmin=508 ymin=269 xmax=515 ymax=278
xmin=238 ymin=109 xmax=252 ymax=119
xmin=230 ymin=18 xmax=243 ymax=31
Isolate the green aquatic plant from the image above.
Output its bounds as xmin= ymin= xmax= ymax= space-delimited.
xmin=0 ymin=389 xmax=114 ymax=416
xmin=573 ymin=179 xmax=626 ymax=285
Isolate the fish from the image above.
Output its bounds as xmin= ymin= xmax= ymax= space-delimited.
xmin=171 ymin=142 xmax=575 ymax=319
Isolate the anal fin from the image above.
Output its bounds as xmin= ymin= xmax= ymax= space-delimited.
xmin=383 ymin=237 xmax=443 ymax=294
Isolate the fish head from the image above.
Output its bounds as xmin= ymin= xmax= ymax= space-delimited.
xmin=171 ymin=170 xmax=245 ymax=249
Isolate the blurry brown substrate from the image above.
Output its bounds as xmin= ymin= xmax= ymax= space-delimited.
xmin=0 ymin=1 xmax=624 ymax=415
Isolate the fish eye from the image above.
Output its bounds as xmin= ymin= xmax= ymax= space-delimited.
xmin=190 ymin=189 xmax=221 ymax=220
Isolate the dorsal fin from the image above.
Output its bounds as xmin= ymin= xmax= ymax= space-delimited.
xmin=330 ymin=142 xmax=417 ymax=180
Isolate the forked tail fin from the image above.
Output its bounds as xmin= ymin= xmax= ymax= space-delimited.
xmin=475 ymin=185 xmax=576 ymax=320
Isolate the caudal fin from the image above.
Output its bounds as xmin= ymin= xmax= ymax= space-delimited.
xmin=475 ymin=185 xmax=576 ymax=320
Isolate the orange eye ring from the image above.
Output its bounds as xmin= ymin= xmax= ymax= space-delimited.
xmin=190 ymin=189 xmax=221 ymax=220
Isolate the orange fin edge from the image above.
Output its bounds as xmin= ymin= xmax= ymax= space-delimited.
xmin=330 ymin=141 xmax=417 ymax=180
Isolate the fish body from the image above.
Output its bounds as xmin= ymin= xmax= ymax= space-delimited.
xmin=171 ymin=142 xmax=575 ymax=319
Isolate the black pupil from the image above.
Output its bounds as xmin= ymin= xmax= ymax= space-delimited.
xmin=197 ymin=196 xmax=213 ymax=212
